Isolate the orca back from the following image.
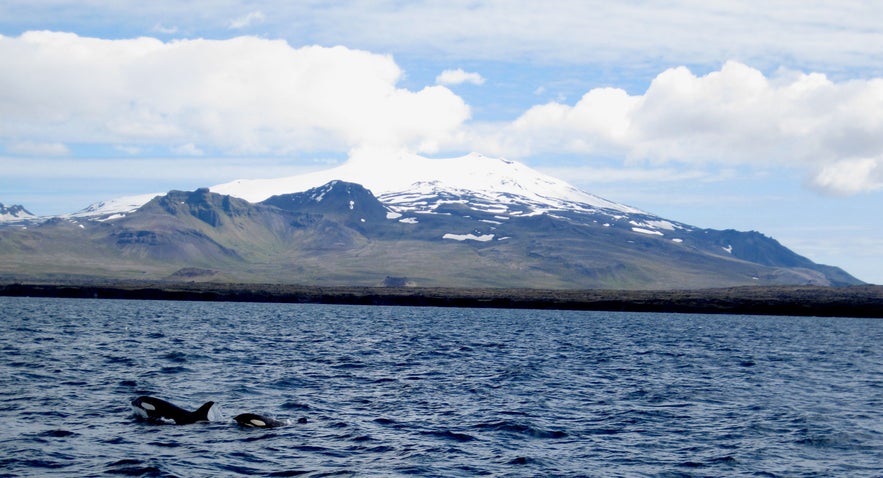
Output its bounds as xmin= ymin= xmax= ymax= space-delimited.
xmin=132 ymin=396 xmax=214 ymax=425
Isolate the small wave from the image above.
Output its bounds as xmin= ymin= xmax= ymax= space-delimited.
xmin=104 ymin=458 xmax=165 ymax=476
xmin=282 ymin=401 xmax=311 ymax=411
xmin=148 ymin=441 xmax=182 ymax=448
xmin=266 ymin=470 xmax=311 ymax=477
xmin=796 ymin=431 xmax=867 ymax=450
xmin=363 ymin=445 xmax=395 ymax=453
xmin=217 ymin=463 xmax=265 ymax=475
xmin=271 ymin=377 xmax=306 ymax=388
xmin=421 ymin=429 xmax=477 ymax=442
xmin=393 ymin=465 xmax=435 ymax=475
xmin=473 ymin=420 xmax=567 ymax=439
xmin=159 ymin=366 xmax=191 ymax=374
xmin=242 ymin=433 xmax=277 ymax=442
xmin=331 ymin=362 xmax=367 ymax=370
xmin=7 ymin=360 xmax=40 ymax=368
xmin=105 ymin=355 xmax=137 ymax=366
xmin=161 ymin=351 xmax=187 ymax=363
xmin=710 ymin=456 xmax=737 ymax=464
xmin=37 ymin=429 xmax=78 ymax=438
xmin=507 ymin=456 xmax=541 ymax=465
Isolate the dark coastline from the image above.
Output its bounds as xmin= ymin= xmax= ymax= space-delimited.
xmin=1 ymin=281 xmax=882 ymax=318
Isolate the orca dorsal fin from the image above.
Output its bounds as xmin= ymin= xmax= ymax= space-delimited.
xmin=192 ymin=401 xmax=215 ymax=422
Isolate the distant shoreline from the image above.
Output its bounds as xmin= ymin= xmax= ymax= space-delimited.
xmin=1 ymin=281 xmax=881 ymax=318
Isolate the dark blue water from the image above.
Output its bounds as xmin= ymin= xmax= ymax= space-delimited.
xmin=0 ymin=297 xmax=881 ymax=477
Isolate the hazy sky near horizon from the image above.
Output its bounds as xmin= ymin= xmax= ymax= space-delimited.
xmin=1 ymin=1 xmax=882 ymax=284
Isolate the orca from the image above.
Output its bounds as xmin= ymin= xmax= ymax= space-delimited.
xmin=131 ymin=396 xmax=214 ymax=425
xmin=233 ymin=413 xmax=286 ymax=428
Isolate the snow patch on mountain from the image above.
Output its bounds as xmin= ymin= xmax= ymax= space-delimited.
xmin=443 ymin=233 xmax=495 ymax=242
xmin=632 ymin=227 xmax=664 ymax=236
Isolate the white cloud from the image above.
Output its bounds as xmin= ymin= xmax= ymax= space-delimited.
xmin=115 ymin=145 xmax=142 ymax=155
xmin=538 ymin=166 xmax=713 ymax=184
xmin=0 ymin=155 xmax=325 ymax=183
xmin=466 ymin=61 xmax=883 ymax=196
xmin=218 ymin=1 xmax=883 ymax=75
xmin=172 ymin=143 xmax=204 ymax=156
xmin=0 ymin=31 xmax=470 ymax=156
xmin=436 ymin=69 xmax=485 ymax=86
xmin=228 ymin=10 xmax=265 ymax=30
xmin=5 ymin=141 xmax=70 ymax=156
xmin=151 ymin=23 xmax=178 ymax=34
xmin=3 ymin=2 xmax=883 ymax=76
xmin=810 ymin=158 xmax=883 ymax=195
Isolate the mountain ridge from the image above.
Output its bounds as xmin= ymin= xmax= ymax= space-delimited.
xmin=0 ymin=179 xmax=862 ymax=289
xmin=0 ymin=153 xmax=863 ymax=289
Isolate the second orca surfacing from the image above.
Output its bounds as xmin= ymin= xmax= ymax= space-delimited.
xmin=233 ymin=413 xmax=286 ymax=428
xmin=132 ymin=396 xmax=214 ymax=425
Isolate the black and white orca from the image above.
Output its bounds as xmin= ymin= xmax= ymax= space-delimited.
xmin=131 ymin=396 xmax=214 ymax=425
xmin=233 ymin=413 xmax=286 ymax=428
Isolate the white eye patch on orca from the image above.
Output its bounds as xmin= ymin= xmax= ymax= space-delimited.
xmin=140 ymin=402 xmax=156 ymax=411
xmin=249 ymin=419 xmax=267 ymax=427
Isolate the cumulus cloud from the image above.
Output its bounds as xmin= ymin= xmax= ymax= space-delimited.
xmin=469 ymin=61 xmax=883 ymax=196
xmin=436 ymin=69 xmax=485 ymax=86
xmin=0 ymin=31 xmax=470 ymax=156
xmin=3 ymin=30 xmax=882 ymax=197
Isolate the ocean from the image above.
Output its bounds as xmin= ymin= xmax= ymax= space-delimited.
xmin=0 ymin=296 xmax=880 ymax=477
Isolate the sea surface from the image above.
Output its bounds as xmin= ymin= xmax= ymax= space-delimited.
xmin=0 ymin=297 xmax=881 ymax=477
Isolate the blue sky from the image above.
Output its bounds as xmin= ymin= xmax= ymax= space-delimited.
xmin=1 ymin=1 xmax=882 ymax=284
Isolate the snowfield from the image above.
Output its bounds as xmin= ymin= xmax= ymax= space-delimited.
xmin=443 ymin=233 xmax=496 ymax=242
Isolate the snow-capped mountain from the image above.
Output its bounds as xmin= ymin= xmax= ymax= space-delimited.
xmin=0 ymin=151 xmax=863 ymax=289
xmin=0 ymin=203 xmax=36 ymax=223
xmin=209 ymin=151 xmax=697 ymax=243
xmin=68 ymin=151 xmax=644 ymax=226
xmin=70 ymin=150 xmax=669 ymax=234
xmin=213 ymin=150 xmax=644 ymax=216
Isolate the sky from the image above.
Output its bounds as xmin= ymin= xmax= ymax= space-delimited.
xmin=1 ymin=1 xmax=882 ymax=284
